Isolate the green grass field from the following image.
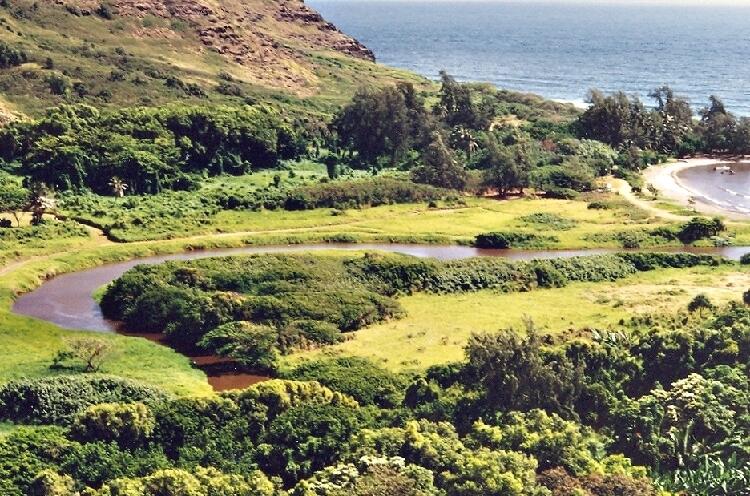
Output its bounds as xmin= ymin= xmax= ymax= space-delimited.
xmin=286 ymin=264 xmax=750 ymax=371
xmin=3 ymin=186 xmax=750 ymax=394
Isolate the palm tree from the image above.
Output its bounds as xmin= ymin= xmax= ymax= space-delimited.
xmin=109 ymin=176 xmax=128 ymax=198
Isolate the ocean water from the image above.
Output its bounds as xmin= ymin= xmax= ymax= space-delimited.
xmin=678 ymin=163 xmax=750 ymax=214
xmin=310 ymin=0 xmax=750 ymax=115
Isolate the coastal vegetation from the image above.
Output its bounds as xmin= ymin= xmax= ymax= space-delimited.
xmin=2 ymin=1 xmax=750 ymax=493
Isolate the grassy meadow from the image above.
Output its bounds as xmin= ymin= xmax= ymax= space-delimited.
xmin=2 ymin=184 xmax=750 ymax=395
xmin=287 ymin=264 xmax=750 ymax=371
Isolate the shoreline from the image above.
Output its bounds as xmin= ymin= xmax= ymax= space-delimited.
xmin=643 ymin=158 xmax=750 ymax=220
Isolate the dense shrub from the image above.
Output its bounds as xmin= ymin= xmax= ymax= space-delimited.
xmin=0 ymin=375 xmax=169 ymax=425
xmin=677 ymin=217 xmax=725 ymax=245
xmin=283 ymin=357 xmax=406 ymax=407
xmin=519 ymin=212 xmax=578 ymax=231
xmin=71 ymin=402 xmax=155 ymax=448
xmin=3 ymin=104 xmax=299 ymax=194
xmin=474 ymin=231 xmax=559 ymax=249
xmin=617 ymin=252 xmax=723 ymax=271
xmin=284 ymin=177 xmax=449 ymax=210
xmin=0 ymin=41 xmax=26 ymax=68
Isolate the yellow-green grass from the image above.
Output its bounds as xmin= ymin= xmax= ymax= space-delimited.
xmin=286 ymin=265 xmax=750 ymax=371
xmin=210 ymin=196 xmax=669 ymax=248
xmin=0 ymin=195 xmax=746 ymax=393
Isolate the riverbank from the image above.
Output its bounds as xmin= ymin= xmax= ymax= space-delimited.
xmin=643 ymin=158 xmax=750 ymax=220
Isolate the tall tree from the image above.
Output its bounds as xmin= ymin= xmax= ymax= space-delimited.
xmin=649 ymin=86 xmax=693 ymax=153
xmin=479 ymin=138 xmax=531 ymax=197
xmin=333 ymin=83 xmax=428 ymax=167
xmin=411 ymin=133 xmax=467 ymax=190
xmin=699 ymin=95 xmax=736 ymax=153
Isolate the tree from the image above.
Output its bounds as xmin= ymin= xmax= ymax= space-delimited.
xmin=411 ymin=133 xmax=467 ymax=190
xmin=649 ymin=86 xmax=693 ymax=153
xmin=450 ymin=126 xmax=479 ymax=161
xmin=52 ymin=336 xmax=114 ymax=372
xmin=677 ymin=217 xmax=725 ymax=245
xmin=576 ymin=90 xmax=657 ymax=150
xmin=434 ymin=71 xmax=491 ymax=129
xmin=688 ymin=293 xmax=714 ymax=317
xmin=479 ymin=139 xmax=529 ymax=197
xmin=699 ymin=96 xmax=737 ymax=153
xmin=198 ymin=321 xmax=280 ymax=372
xmin=0 ymin=177 xmax=29 ymax=226
xmin=28 ymin=183 xmax=56 ymax=225
xmin=108 ymin=176 xmax=128 ymax=197
xmin=464 ymin=323 xmax=583 ymax=416
xmin=333 ymin=83 xmax=428 ymax=167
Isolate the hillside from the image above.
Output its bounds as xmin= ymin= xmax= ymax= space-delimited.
xmin=0 ymin=0 xmax=423 ymax=118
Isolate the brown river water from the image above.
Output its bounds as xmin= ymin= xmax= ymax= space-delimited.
xmin=12 ymin=243 xmax=750 ymax=390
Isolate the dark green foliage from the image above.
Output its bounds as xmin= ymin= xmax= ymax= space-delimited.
xmin=151 ymin=396 xmax=256 ymax=471
xmin=284 ymin=177 xmax=449 ymax=210
xmin=0 ymin=374 xmax=169 ymax=425
xmin=617 ymin=251 xmax=724 ymax=271
xmin=740 ymin=253 xmax=750 ymax=265
xmin=688 ymin=293 xmax=714 ymax=314
xmin=464 ymin=328 xmax=583 ymax=416
xmin=474 ymin=231 xmax=559 ymax=249
xmin=3 ymin=103 xmax=299 ymax=194
xmin=677 ymin=217 xmax=726 ymax=245
xmin=283 ymin=357 xmax=406 ymax=407
xmin=199 ymin=322 xmax=281 ymax=372
xmin=411 ymin=133 xmax=468 ymax=190
xmin=101 ymin=255 xmax=405 ymax=364
xmin=258 ymin=403 xmax=372 ymax=484
xmin=332 ymin=83 xmax=429 ymax=167
xmin=0 ymin=41 xmax=26 ymax=68
xmin=0 ymin=427 xmax=71 ymax=496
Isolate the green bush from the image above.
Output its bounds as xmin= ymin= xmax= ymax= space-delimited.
xmin=283 ymin=357 xmax=406 ymax=407
xmin=284 ymin=177 xmax=449 ymax=210
xmin=0 ymin=41 xmax=26 ymax=68
xmin=4 ymin=103 xmax=299 ymax=194
xmin=71 ymin=402 xmax=155 ymax=448
xmin=677 ymin=217 xmax=725 ymax=245
xmin=474 ymin=231 xmax=559 ymax=249
xmin=0 ymin=375 xmax=169 ymax=425
xmin=519 ymin=212 xmax=578 ymax=231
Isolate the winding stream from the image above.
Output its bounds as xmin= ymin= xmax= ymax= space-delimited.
xmin=12 ymin=243 xmax=750 ymax=390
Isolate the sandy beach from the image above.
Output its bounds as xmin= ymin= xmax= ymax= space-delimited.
xmin=643 ymin=158 xmax=750 ymax=220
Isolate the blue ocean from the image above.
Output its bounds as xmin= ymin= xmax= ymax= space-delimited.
xmin=310 ymin=0 xmax=750 ymax=114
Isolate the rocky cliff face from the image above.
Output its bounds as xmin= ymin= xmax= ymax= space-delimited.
xmin=55 ymin=0 xmax=374 ymax=64
xmin=36 ymin=0 xmax=375 ymax=92
xmin=0 ymin=0 xmax=394 ymax=115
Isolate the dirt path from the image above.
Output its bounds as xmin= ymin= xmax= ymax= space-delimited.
xmin=611 ymin=178 xmax=690 ymax=222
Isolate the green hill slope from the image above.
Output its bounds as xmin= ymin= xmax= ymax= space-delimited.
xmin=0 ymin=0 xmax=424 ymax=119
